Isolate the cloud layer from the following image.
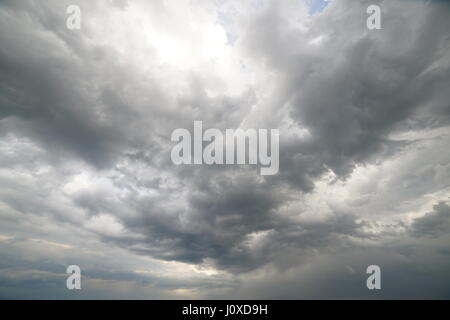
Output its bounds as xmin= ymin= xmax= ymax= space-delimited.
xmin=0 ymin=0 xmax=449 ymax=299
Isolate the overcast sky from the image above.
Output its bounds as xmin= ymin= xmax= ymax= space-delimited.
xmin=1 ymin=0 xmax=450 ymax=299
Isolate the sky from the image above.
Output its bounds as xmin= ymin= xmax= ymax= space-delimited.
xmin=0 ymin=0 xmax=450 ymax=299
xmin=307 ymin=0 xmax=329 ymax=14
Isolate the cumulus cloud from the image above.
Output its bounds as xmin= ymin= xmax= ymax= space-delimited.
xmin=0 ymin=0 xmax=449 ymax=298
xmin=410 ymin=202 xmax=450 ymax=238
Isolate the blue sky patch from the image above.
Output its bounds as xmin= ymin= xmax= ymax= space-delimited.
xmin=306 ymin=0 xmax=329 ymax=15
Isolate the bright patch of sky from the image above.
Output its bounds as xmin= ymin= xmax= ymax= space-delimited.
xmin=306 ymin=0 xmax=329 ymax=15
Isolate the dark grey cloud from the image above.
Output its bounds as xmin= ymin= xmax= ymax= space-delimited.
xmin=0 ymin=0 xmax=450 ymax=299
xmin=242 ymin=0 xmax=450 ymax=184
xmin=410 ymin=202 xmax=450 ymax=238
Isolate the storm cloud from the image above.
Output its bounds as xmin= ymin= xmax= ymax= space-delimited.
xmin=0 ymin=0 xmax=449 ymax=299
